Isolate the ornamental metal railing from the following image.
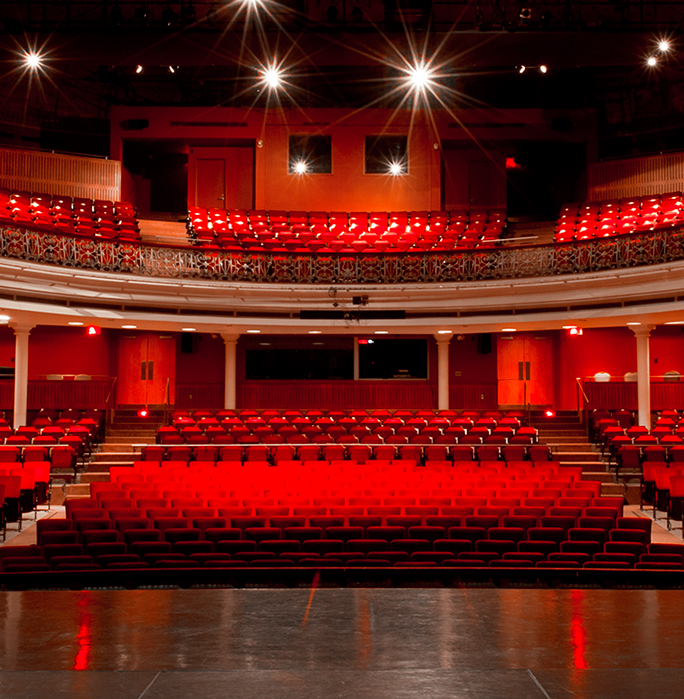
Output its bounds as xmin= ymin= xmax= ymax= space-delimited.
xmin=2 ymin=224 xmax=684 ymax=285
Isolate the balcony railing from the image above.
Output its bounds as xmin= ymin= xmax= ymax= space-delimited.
xmin=2 ymin=224 xmax=684 ymax=285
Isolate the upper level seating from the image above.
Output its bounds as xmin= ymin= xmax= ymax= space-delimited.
xmin=0 ymin=188 xmax=140 ymax=242
xmin=555 ymin=192 xmax=684 ymax=243
xmin=187 ymin=208 xmax=507 ymax=252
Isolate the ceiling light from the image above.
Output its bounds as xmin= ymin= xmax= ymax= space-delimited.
xmin=135 ymin=64 xmax=143 ymax=74
xmin=646 ymin=55 xmax=658 ymax=67
xmin=665 ymin=321 xmax=684 ymax=325
xmin=68 ymin=321 xmax=84 ymax=326
xmin=308 ymin=331 xmax=322 ymax=334
xmin=658 ymin=39 xmax=671 ymax=53
xmin=261 ymin=65 xmax=283 ymax=90
xmin=502 ymin=328 xmax=517 ymax=332
xmin=121 ymin=325 xmax=137 ymax=329
xmin=247 ymin=329 xmax=261 ymax=334
xmin=437 ymin=330 xmax=452 ymax=334
xmin=374 ymin=331 xmax=389 ymax=334
xmin=23 ymin=51 xmax=44 ymax=70
xmin=181 ymin=327 xmax=196 ymax=332
xmin=626 ymin=322 xmax=642 ymax=326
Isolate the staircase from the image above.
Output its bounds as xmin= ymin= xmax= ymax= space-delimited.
xmin=528 ymin=410 xmax=631 ymax=502
xmin=65 ymin=408 xmax=164 ymax=499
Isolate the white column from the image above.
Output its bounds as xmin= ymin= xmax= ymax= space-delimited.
xmin=11 ymin=323 xmax=34 ymax=429
xmin=632 ymin=325 xmax=653 ymax=428
xmin=435 ymin=333 xmax=452 ymax=411
xmin=221 ymin=333 xmax=240 ymax=410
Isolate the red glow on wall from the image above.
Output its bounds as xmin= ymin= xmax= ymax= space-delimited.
xmin=138 ymin=408 xmax=149 ymax=418
xmin=87 ymin=326 xmax=101 ymax=336
xmin=544 ymin=409 xmax=556 ymax=418
xmin=505 ymin=156 xmax=519 ymax=169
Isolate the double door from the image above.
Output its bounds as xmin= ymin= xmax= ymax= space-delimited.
xmin=498 ymin=333 xmax=554 ymax=408
xmin=117 ymin=332 xmax=176 ymax=406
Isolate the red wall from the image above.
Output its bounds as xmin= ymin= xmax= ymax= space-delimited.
xmin=450 ymin=333 xmax=498 ymax=385
xmin=0 ymin=325 xmax=116 ymax=378
xmin=176 ymin=333 xmax=225 ymax=385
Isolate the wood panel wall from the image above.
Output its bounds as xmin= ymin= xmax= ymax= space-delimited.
xmin=588 ymin=152 xmax=684 ymax=201
xmin=0 ymin=147 xmax=121 ymax=201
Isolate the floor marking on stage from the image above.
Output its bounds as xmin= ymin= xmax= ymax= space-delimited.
xmin=527 ymin=669 xmax=553 ymax=699
xmin=137 ymin=671 xmax=161 ymax=699
xmin=302 ymin=570 xmax=321 ymax=627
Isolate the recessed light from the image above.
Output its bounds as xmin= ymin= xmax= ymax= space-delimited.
xmin=665 ymin=321 xmax=684 ymax=325
xmin=502 ymin=328 xmax=517 ymax=332
xmin=181 ymin=327 xmax=196 ymax=332
xmin=121 ymin=325 xmax=137 ymax=329
xmin=626 ymin=322 xmax=642 ymax=326
xmin=68 ymin=322 xmax=84 ymax=326
xmin=374 ymin=331 xmax=389 ymax=334
xmin=437 ymin=330 xmax=452 ymax=335
xmin=259 ymin=342 xmax=271 ymax=346
xmin=309 ymin=331 xmax=322 ymax=334
xmin=247 ymin=329 xmax=261 ymax=334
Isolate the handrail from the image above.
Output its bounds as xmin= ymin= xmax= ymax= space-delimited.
xmin=104 ymin=376 xmax=117 ymax=406
xmin=2 ymin=223 xmax=684 ymax=285
xmin=576 ymin=377 xmax=590 ymax=404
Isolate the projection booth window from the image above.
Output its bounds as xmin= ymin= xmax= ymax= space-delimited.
xmin=365 ymin=135 xmax=408 ymax=175
xmin=288 ymin=135 xmax=332 ymax=174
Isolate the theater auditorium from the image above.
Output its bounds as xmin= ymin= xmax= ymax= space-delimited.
xmin=2 ymin=2 xmax=684 ymax=697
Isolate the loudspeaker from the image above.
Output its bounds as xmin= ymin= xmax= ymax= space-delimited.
xmin=477 ymin=333 xmax=492 ymax=354
xmin=180 ymin=333 xmax=195 ymax=353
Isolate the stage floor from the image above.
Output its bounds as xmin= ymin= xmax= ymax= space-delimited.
xmin=1 ymin=588 xmax=683 ymax=698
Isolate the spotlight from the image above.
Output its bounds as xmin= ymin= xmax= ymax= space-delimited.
xmin=519 ymin=7 xmax=532 ymax=21
xmin=134 ymin=4 xmax=149 ymax=26
xmin=161 ymin=4 xmax=178 ymax=26
xmin=23 ymin=51 xmax=44 ymax=70
xmin=135 ymin=64 xmax=144 ymax=74
xmin=293 ymin=161 xmax=308 ymax=175
xmin=261 ymin=65 xmax=283 ymax=90
xmin=138 ymin=408 xmax=149 ymax=418
xmin=539 ymin=65 xmax=548 ymax=74
xmin=406 ymin=62 xmax=434 ymax=93
xmin=544 ymin=409 xmax=556 ymax=418
xmin=647 ymin=55 xmax=658 ymax=67
xmin=658 ymin=39 xmax=671 ymax=53
xmin=168 ymin=65 xmax=176 ymax=74
xmin=518 ymin=65 xmax=526 ymax=74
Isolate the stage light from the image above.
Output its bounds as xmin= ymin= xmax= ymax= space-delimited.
xmin=405 ymin=61 xmax=435 ymax=95
xmin=518 ymin=65 xmax=526 ymax=74
xmin=23 ymin=51 xmax=44 ymax=70
xmin=135 ymin=65 xmax=144 ymax=74
xmin=539 ymin=65 xmax=548 ymax=74
xmin=261 ymin=65 xmax=283 ymax=90
xmin=658 ymin=39 xmax=671 ymax=53
xmin=168 ymin=66 xmax=176 ymax=74
xmin=388 ymin=162 xmax=404 ymax=176
xmin=647 ymin=55 xmax=658 ymax=67
xmin=292 ymin=160 xmax=309 ymax=175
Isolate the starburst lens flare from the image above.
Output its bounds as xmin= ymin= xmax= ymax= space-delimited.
xmin=23 ymin=51 xmax=44 ymax=70
xmin=262 ymin=66 xmax=283 ymax=90
xmin=405 ymin=62 xmax=436 ymax=96
xmin=647 ymin=55 xmax=658 ymax=67
xmin=389 ymin=162 xmax=405 ymax=176
xmin=658 ymin=39 xmax=671 ymax=53
xmin=293 ymin=161 xmax=308 ymax=175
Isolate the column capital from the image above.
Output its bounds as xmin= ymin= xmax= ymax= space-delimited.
xmin=221 ymin=333 xmax=240 ymax=344
xmin=434 ymin=331 xmax=453 ymax=343
xmin=9 ymin=323 xmax=34 ymax=335
xmin=630 ymin=324 xmax=655 ymax=337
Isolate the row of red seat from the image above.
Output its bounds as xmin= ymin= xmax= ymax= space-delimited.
xmin=0 ymin=188 xmax=140 ymax=241
xmin=141 ymin=444 xmax=549 ymax=463
xmin=187 ymin=207 xmax=507 ymax=252
xmin=5 ymin=542 xmax=681 ymax=572
xmin=555 ymin=192 xmax=684 ymax=242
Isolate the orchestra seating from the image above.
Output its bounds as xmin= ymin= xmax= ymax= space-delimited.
xmin=0 ymin=188 xmax=140 ymax=241
xmin=555 ymin=192 xmax=684 ymax=242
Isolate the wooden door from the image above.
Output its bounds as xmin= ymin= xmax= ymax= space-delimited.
xmin=189 ymin=146 xmax=254 ymax=210
xmin=498 ymin=332 xmax=554 ymax=408
xmin=117 ymin=332 xmax=176 ymax=407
